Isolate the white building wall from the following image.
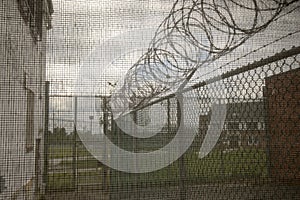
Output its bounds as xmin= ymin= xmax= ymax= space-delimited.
xmin=0 ymin=0 xmax=51 ymax=199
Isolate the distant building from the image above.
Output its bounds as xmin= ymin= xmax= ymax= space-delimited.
xmin=199 ymin=101 xmax=267 ymax=150
xmin=265 ymin=68 xmax=300 ymax=184
xmin=0 ymin=0 xmax=53 ymax=199
xmin=136 ymin=107 xmax=150 ymax=126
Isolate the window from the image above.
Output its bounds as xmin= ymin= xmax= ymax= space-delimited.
xmin=0 ymin=176 xmax=6 ymax=193
xmin=246 ymin=121 xmax=258 ymax=130
xmin=229 ymin=135 xmax=240 ymax=149
xmin=248 ymin=135 xmax=259 ymax=146
xmin=227 ymin=121 xmax=240 ymax=130
xmin=26 ymin=89 xmax=35 ymax=152
xmin=18 ymin=0 xmax=44 ymax=41
xmin=239 ymin=122 xmax=244 ymax=130
xmin=257 ymin=122 xmax=265 ymax=130
xmin=94 ymin=99 xmax=102 ymax=113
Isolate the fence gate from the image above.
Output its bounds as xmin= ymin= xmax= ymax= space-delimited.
xmin=44 ymin=94 xmax=111 ymax=198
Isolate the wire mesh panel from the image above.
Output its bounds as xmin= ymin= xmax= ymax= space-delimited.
xmin=107 ymin=47 xmax=300 ymax=200
xmin=46 ymin=95 xmax=110 ymax=195
xmin=43 ymin=47 xmax=300 ymax=200
xmin=1 ymin=0 xmax=300 ymax=200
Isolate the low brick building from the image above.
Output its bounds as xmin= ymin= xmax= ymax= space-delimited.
xmin=265 ymin=68 xmax=300 ymax=184
xmin=198 ymin=101 xmax=267 ymax=151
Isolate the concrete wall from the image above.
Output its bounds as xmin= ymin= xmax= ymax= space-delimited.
xmin=0 ymin=0 xmax=51 ymax=199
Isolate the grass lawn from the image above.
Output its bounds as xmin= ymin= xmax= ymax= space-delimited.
xmin=48 ymin=171 xmax=103 ymax=191
xmin=186 ymin=148 xmax=268 ymax=182
xmin=111 ymin=148 xmax=268 ymax=189
xmin=60 ymin=158 xmax=100 ymax=169
xmin=48 ymin=144 xmax=92 ymax=159
xmin=47 ymin=147 xmax=268 ymax=190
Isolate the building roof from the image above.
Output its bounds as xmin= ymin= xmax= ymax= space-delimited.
xmin=201 ymin=101 xmax=266 ymax=121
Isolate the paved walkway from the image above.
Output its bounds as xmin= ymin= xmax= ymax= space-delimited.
xmin=45 ymin=184 xmax=300 ymax=200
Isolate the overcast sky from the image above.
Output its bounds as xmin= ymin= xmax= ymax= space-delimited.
xmin=46 ymin=0 xmax=300 ymax=96
xmin=46 ymin=0 xmax=300 ymax=136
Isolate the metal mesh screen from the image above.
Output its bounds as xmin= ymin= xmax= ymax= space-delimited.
xmin=1 ymin=0 xmax=300 ymax=200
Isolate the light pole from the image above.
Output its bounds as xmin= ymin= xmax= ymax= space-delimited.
xmin=89 ymin=115 xmax=94 ymax=134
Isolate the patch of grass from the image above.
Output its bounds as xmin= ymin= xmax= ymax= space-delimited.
xmin=48 ymin=173 xmax=74 ymax=191
xmin=111 ymin=162 xmax=180 ymax=189
xmin=110 ymin=148 xmax=268 ymax=189
xmin=48 ymin=145 xmax=92 ymax=159
xmin=48 ymin=171 xmax=103 ymax=191
xmin=47 ymin=148 xmax=268 ymax=191
xmin=186 ymin=148 xmax=268 ymax=183
xmin=60 ymin=158 xmax=100 ymax=169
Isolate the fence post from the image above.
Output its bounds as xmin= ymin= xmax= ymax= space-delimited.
xmin=177 ymin=96 xmax=187 ymax=200
xmin=263 ymin=86 xmax=271 ymax=181
xmin=133 ymin=110 xmax=138 ymax=194
xmin=110 ymin=112 xmax=116 ymax=200
xmin=72 ymin=96 xmax=78 ymax=190
xmin=167 ymin=98 xmax=170 ymax=133
xmin=35 ymin=138 xmax=41 ymax=197
xmin=102 ymin=97 xmax=109 ymax=192
xmin=43 ymin=81 xmax=49 ymax=193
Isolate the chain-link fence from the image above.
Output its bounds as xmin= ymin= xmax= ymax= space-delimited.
xmin=44 ymin=46 xmax=300 ymax=199
xmin=106 ymin=46 xmax=300 ymax=200
xmin=1 ymin=0 xmax=300 ymax=200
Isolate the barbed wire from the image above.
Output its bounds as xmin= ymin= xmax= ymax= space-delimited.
xmin=193 ymin=29 xmax=300 ymax=83
xmin=113 ymin=0 xmax=299 ymax=113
